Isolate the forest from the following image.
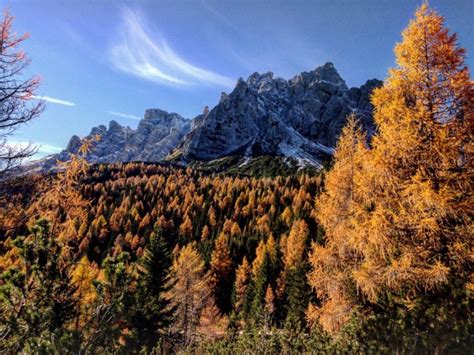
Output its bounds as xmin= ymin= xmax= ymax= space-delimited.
xmin=0 ymin=3 xmax=473 ymax=354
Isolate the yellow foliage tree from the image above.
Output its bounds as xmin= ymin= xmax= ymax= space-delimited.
xmin=200 ymin=225 xmax=210 ymax=240
xmin=27 ymin=136 xmax=99 ymax=261
xmin=308 ymin=4 xmax=473 ymax=333
xmin=210 ymin=232 xmax=233 ymax=313
xmin=307 ymin=115 xmax=367 ymax=332
xmin=70 ymin=256 xmax=100 ymax=328
xmin=230 ymin=221 xmax=241 ymax=236
xmin=264 ymin=285 xmax=275 ymax=317
xmin=166 ymin=243 xmax=211 ymax=345
xmin=210 ymin=232 xmax=232 ymax=280
xmin=234 ymin=256 xmax=251 ymax=315
xmin=252 ymin=239 xmax=267 ymax=280
xmin=280 ymin=206 xmax=293 ymax=227
xmin=179 ymin=214 xmax=193 ymax=238
xmin=283 ymin=220 xmax=309 ymax=271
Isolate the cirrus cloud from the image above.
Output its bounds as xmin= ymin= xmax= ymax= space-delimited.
xmin=7 ymin=140 xmax=63 ymax=159
xmin=108 ymin=111 xmax=142 ymax=120
xmin=32 ymin=95 xmax=76 ymax=107
xmin=109 ymin=7 xmax=234 ymax=88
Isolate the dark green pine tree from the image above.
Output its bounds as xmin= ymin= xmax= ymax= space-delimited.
xmin=250 ymin=253 xmax=270 ymax=324
xmin=126 ymin=228 xmax=174 ymax=351
xmin=0 ymin=218 xmax=79 ymax=353
xmin=284 ymin=266 xmax=310 ymax=330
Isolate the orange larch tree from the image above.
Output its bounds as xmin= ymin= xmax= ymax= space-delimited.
xmin=233 ymin=256 xmax=251 ymax=318
xmin=308 ymin=3 xmax=473 ymax=335
xmin=210 ymin=231 xmax=233 ymax=314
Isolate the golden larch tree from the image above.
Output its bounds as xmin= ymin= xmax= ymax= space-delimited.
xmin=210 ymin=232 xmax=233 ymax=313
xmin=308 ymin=4 xmax=473 ymax=333
xmin=166 ymin=243 xmax=211 ymax=345
xmin=283 ymin=219 xmax=309 ymax=271
xmin=307 ymin=115 xmax=367 ymax=332
xmin=234 ymin=256 xmax=251 ymax=315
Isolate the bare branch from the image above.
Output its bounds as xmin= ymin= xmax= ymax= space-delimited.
xmin=0 ymin=9 xmax=43 ymax=176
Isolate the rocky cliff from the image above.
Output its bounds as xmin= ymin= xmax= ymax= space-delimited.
xmin=44 ymin=109 xmax=191 ymax=169
xmin=177 ymin=63 xmax=381 ymax=167
xmin=33 ymin=63 xmax=381 ymax=172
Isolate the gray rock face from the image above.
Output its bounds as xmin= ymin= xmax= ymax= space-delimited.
xmin=56 ymin=109 xmax=191 ymax=164
xmin=30 ymin=63 xmax=381 ymax=173
xmin=65 ymin=135 xmax=82 ymax=154
xmin=179 ymin=63 xmax=382 ymax=167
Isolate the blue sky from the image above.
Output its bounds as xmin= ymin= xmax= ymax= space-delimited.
xmin=2 ymin=0 xmax=472 ymax=157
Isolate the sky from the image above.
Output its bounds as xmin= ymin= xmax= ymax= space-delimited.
xmin=1 ymin=0 xmax=472 ymax=158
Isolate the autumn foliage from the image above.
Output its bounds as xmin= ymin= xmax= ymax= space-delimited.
xmin=309 ymin=3 xmax=473 ymax=335
xmin=0 ymin=3 xmax=472 ymax=353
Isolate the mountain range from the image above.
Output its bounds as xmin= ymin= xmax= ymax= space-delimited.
xmin=33 ymin=63 xmax=382 ymax=172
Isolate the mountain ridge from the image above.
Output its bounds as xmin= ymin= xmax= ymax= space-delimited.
xmin=29 ymin=63 xmax=382 ymax=172
xmin=177 ymin=63 xmax=381 ymax=167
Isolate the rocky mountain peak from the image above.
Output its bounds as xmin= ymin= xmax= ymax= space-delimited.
xmin=219 ymin=92 xmax=229 ymax=103
xmin=89 ymin=125 xmax=107 ymax=137
xmin=41 ymin=108 xmax=191 ymax=170
xmin=247 ymin=71 xmax=274 ymax=86
xmin=291 ymin=62 xmax=347 ymax=92
xmin=144 ymin=108 xmax=170 ymax=121
xmin=178 ymin=63 xmax=382 ymax=167
xmin=313 ymin=62 xmax=345 ymax=85
xmin=108 ymin=120 xmax=123 ymax=132
xmin=33 ymin=63 xmax=382 ymax=173
xmin=66 ymin=135 xmax=82 ymax=154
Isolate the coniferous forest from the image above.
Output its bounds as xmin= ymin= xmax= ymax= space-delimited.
xmin=0 ymin=3 xmax=473 ymax=354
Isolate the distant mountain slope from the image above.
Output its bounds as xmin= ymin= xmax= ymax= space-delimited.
xmin=28 ymin=63 xmax=381 ymax=172
xmin=177 ymin=63 xmax=382 ymax=167
xmin=33 ymin=109 xmax=191 ymax=171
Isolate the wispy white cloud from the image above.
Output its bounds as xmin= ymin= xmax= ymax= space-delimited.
xmin=36 ymin=143 xmax=64 ymax=155
xmin=109 ymin=7 xmax=234 ymax=88
xmin=7 ymin=140 xmax=63 ymax=159
xmin=32 ymin=95 xmax=76 ymax=107
xmin=109 ymin=111 xmax=142 ymax=120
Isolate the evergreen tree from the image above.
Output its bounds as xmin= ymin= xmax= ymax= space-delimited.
xmin=282 ymin=220 xmax=310 ymax=329
xmin=284 ymin=268 xmax=309 ymax=330
xmin=127 ymin=229 xmax=174 ymax=351
xmin=250 ymin=250 xmax=271 ymax=324
xmin=0 ymin=218 xmax=79 ymax=353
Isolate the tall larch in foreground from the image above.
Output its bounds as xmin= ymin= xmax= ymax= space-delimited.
xmin=28 ymin=136 xmax=98 ymax=260
xmin=307 ymin=115 xmax=367 ymax=332
xmin=309 ymin=3 xmax=473 ymax=337
xmin=166 ymin=243 xmax=211 ymax=346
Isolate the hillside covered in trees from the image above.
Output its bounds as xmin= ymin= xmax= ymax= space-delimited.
xmin=0 ymin=3 xmax=473 ymax=354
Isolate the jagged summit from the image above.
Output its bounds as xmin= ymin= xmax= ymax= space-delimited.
xmin=177 ymin=63 xmax=381 ymax=167
xmin=35 ymin=109 xmax=191 ymax=171
xmin=32 ymin=63 xmax=381 ymax=172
